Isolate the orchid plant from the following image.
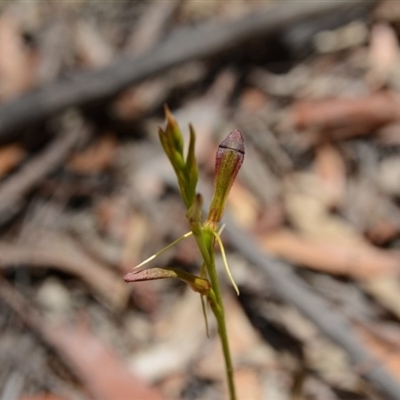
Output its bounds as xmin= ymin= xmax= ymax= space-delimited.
xmin=124 ymin=107 xmax=244 ymax=400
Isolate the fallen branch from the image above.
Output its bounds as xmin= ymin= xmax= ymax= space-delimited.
xmin=0 ymin=1 xmax=373 ymax=139
xmin=0 ymin=231 xmax=130 ymax=310
xmin=0 ymin=111 xmax=85 ymax=224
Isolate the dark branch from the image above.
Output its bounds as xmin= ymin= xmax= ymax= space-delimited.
xmin=0 ymin=1 xmax=374 ymax=139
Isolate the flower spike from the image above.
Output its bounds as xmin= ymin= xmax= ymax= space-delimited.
xmin=125 ymin=107 xmax=243 ymax=400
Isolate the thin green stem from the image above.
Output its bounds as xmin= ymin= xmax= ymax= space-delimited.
xmin=203 ymin=228 xmax=236 ymax=400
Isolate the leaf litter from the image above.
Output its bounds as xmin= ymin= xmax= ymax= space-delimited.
xmin=1 ymin=1 xmax=400 ymax=400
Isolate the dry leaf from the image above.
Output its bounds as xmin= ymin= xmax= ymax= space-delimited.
xmin=75 ymin=21 xmax=114 ymax=68
xmin=0 ymin=9 xmax=36 ymax=100
xmin=289 ymin=92 xmax=400 ymax=138
xmin=356 ymin=324 xmax=400 ymax=381
xmin=228 ymin=181 xmax=261 ymax=230
xmin=284 ymin=173 xmax=362 ymax=242
xmin=45 ymin=321 xmax=164 ymax=400
xmin=314 ymin=143 xmax=346 ymax=208
xmin=235 ymin=368 xmax=263 ymax=400
xmin=261 ymin=229 xmax=400 ymax=279
xmin=363 ymin=277 xmax=400 ymax=320
xmin=67 ymin=134 xmax=117 ymax=175
xmin=0 ymin=144 xmax=26 ymax=178
xmin=368 ymin=23 xmax=400 ymax=83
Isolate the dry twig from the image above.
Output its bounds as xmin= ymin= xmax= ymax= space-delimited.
xmin=0 ymin=112 xmax=85 ymax=224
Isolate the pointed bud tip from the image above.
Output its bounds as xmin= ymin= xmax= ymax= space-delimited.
xmin=163 ymin=103 xmax=171 ymax=114
xmin=220 ymin=130 xmax=244 ymax=155
xmin=163 ymin=104 xmax=175 ymax=122
xmin=124 ymin=272 xmax=135 ymax=282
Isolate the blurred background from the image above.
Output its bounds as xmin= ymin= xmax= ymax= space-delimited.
xmin=2 ymin=0 xmax=400 ymax=399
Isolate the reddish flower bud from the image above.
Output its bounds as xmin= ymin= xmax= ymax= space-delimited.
xmin=124 ymin=267 xmax=210 ymax=295
xmin=206 ymin=130 xmax=244 ymax=229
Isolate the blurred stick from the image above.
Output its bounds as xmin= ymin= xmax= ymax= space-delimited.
xmin=225 ymin=217 xmax=400 ymax=400
xmin=124 ymin=0 xmax=181 ymax=54
xmin=0 ymin=111 xmax=84 ymax=224
xmin=289 ymin=92 xmax=400 ymax=139
xmin=0 ymin=231 xmax=129 ymax=309
xmin=0 ymin=1 xmax=374 ymax=139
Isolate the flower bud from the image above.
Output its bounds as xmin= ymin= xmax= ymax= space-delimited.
xmin=124 ymin=267 xmax=210 ymax=295
xmin=206 ymin=130 xmax=244 ymax=229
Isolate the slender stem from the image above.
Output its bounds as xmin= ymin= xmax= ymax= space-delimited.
xmin=161 ymin=108 xmax=239 ymax=398
xmin=203 ymin=228 xmax=236 ymax=400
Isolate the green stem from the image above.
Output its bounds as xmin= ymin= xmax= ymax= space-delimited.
xmin=203 ymin=228 xmax=237 ymax=400
xmin=188 ymin=204 xmax=236 ymax=399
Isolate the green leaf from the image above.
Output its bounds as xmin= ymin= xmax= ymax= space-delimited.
xmin=164 ymin=105 xmax=184 ymax=155
xmin=186 ymin=124 xmax=198 ymax=204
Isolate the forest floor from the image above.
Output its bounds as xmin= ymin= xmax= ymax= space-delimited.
xmin=2 ymin=1 xmax=400 ymax=400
